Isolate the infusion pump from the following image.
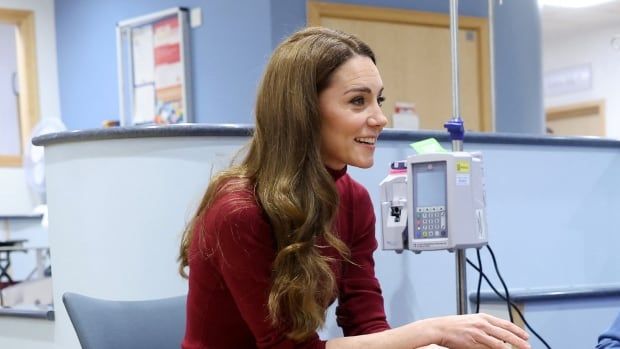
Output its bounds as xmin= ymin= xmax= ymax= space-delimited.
xmin=379 ymin=152 xmax=488 ymax=253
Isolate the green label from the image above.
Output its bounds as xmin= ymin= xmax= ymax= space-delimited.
xmin=410 ymin=138 xmax=448 ymax=154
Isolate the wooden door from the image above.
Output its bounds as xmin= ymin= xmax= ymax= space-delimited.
xmin=546 ymin=100 xmax=606 ymax=137
xmin=308 ymin=2 xmax=491 ymax=132
xmin=0 ymin=9 xmax=40 ymax=166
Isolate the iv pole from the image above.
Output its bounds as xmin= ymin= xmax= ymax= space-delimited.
xmin=446 ymin=0 xmax=502 ymax=316
xmin=444 ymin=0 xmax=468 ymax=315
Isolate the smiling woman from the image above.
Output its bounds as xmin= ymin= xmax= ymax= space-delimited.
xmin=318 ymin=55 xmax=388 ymax=170
xmin=177 ymin=26 xmax=531 ymax=349
xmin=0 ymin=8 xmax=39 ymax=167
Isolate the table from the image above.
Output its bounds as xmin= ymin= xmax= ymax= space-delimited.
xmin=0 ymin=240 xmax=28 ymax=284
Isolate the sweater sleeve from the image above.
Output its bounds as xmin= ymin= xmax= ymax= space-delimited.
xmin=206 ymin=196 xmax=326 ymax=349
xmin=335 ymin=183 xmax=390 ymax=336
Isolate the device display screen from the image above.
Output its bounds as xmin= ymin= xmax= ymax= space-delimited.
xmin=412 ymin=161 xmax=447 ymax=239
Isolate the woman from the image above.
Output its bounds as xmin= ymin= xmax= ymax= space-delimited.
xmin=178 ymin=27 xmax=530 ymax=349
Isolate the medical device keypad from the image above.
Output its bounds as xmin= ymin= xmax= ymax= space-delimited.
xmin=412 ymin=160 xmax=448 ymax=240
xmin=415 ymin=206 xmax=446 ymax=238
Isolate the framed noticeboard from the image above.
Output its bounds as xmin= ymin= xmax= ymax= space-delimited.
xmin=116 ymin=7 xmax=192 ymax=125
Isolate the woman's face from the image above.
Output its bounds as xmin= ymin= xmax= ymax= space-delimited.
xmin=319 ymin=55 xmax=388 ymax=170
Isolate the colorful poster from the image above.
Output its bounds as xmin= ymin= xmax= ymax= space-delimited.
xmin=128 ymin=14 xmax=185 ymax=125
xmin=153 ymin=16 xmax=184 ymax=124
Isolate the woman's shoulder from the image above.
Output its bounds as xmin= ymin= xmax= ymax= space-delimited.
xmin=209 ymin=179 xmax=262 ymax=219
xmin=191 ymin=179 xmax=273 ymax=263
xmin=337 ymin=173 xmax=371 ymax=200
xmin=194 ymin=179 xmax=270 ymax=245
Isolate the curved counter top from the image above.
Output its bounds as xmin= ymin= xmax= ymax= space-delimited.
xmin=0 ymin=307 xmax=54 ymax=320
xmin=32 ymin=123 xmax=620 ymax=349
xmin=33 ymin=124 xmax=620 ymax=148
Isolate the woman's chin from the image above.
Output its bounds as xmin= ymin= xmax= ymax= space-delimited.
xmin=350 ymin=159 xmax=374 ymax=169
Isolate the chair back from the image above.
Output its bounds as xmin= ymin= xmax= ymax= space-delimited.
xmin=63 ymin=292 xmax=186 ymax=349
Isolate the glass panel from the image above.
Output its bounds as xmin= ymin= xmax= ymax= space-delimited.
xmin=0 ymin=23 xmax=20 ymax=156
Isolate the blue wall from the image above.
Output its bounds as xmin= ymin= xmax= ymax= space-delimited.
xmin=494 ymin=0 xmax=544 ymax=133
xmin=55 ymin=0 xmax=272 ymax=130
xmin=55 ymin=0 xmax=543 ymax=133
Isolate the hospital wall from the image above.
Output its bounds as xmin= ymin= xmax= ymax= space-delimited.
xmin=54 ymin=0 xmax=543 ymax=133
xmin=543 ymin=23 xmax=620 ymax=139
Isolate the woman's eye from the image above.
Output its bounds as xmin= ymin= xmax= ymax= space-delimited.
xmin=351 ymin=96 xmax=365 ymax=106
xmin=377 ymin=96 xmax=385 ymax=107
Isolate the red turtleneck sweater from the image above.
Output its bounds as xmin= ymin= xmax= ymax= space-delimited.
xmin=182 ymin=167 xmax=389 ymax=348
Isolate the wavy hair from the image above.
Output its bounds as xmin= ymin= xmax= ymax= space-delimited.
xmin=179 ymin=27 xmax=376 ymax=341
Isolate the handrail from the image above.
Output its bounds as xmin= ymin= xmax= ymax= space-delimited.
xmin=469 ymin=285 xmax=620 ymax=303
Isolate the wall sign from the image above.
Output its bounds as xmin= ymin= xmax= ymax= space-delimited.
xmin=116 ymin=8 xmax=192 ymax=125
xmin=544 ymin=64 xmax=592 ymax=97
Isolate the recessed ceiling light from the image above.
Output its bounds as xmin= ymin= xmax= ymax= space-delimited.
xmin=539 ymin=0 xmax=615 ymax=8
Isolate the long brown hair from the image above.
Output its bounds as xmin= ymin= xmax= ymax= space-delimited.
xmin=178 ymin=27 xmax=376 ymax=341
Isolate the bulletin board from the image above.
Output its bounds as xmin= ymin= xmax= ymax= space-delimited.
xmin=116 ymin=8 xmax=192 ymax=126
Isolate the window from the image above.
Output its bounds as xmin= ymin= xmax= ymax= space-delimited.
xmin=0 ymin=9 xmax=39 ymax=167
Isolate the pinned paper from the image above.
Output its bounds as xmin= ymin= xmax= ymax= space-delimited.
xmin=410 ymin=138 xmax=448 ymax=154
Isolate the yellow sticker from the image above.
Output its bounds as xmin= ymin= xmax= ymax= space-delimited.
xmin=456 ymin=160 xmax=470 ymax=173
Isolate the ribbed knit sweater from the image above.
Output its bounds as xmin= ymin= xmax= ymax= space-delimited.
xmin=182 ymin=167 xmax=389 ymax=348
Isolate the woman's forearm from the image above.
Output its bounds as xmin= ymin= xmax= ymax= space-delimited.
xmin=326 ymin=319 xmax=437 ymax=349
xmin=326 ymin=313 xmax=531 ymax=349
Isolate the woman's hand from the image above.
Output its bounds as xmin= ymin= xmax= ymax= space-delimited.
xmin=327 ymin=313 xmax=529 ymax=349
xmin=425 ymin=313 xmax=530 ymax=349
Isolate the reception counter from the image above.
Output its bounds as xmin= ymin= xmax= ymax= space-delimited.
xmin=0 ymin=124 xmax=616 ymax=349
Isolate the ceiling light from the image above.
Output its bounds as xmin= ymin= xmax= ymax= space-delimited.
xmin=539 ymin=0 xmax=615 ymax=8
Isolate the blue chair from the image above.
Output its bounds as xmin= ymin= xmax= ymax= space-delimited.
xmin=598 ymin=311 xmax=620 ymax=349
xmin=62 ymin=292 xmax=186 ymax=349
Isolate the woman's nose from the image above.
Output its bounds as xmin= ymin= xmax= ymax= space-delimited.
xmin=368 ymin=109 xmax=388 ymax=129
